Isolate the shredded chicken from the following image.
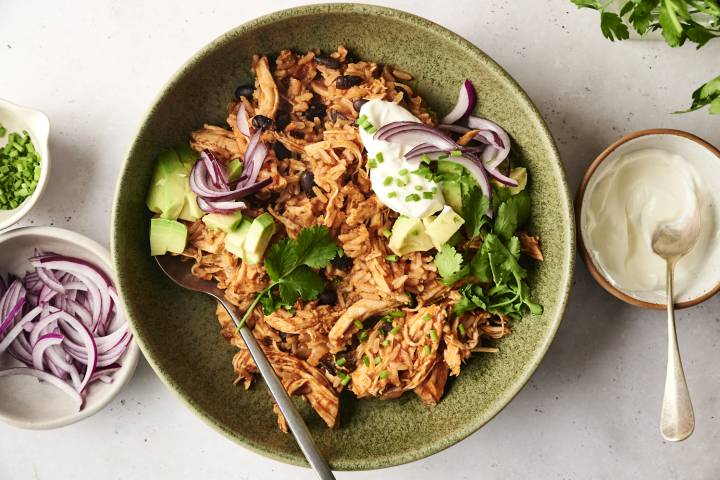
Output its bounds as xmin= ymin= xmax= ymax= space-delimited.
xmin=518 ymin=231 xmax=544 ymax=261
xmin=328 ymin=299 xmax=400 ymax=353
xmin=414 ymin=362 xmax=449 ymax=406
xmin=253 ymin=56 xmax=279 ymax=119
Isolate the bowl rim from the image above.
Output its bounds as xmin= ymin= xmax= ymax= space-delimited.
xmin=576 ymin=128 xmax=720 ymax=310
xmin=0 ymin=226 xmax=139 ymax=429
xmin=0 ymin=98 xmax=51 ymax=232
xmin=111 ymin=2 xmax=575 ymax=470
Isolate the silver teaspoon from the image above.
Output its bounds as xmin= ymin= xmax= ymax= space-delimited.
xmin=154 ymin=254 xmax=336 ymax=479
xmin=651 ymin=209 xmax=700 ymax=442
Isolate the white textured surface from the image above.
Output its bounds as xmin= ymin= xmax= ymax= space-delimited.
xmin=1 ymin=1 xmax=719 ymax=479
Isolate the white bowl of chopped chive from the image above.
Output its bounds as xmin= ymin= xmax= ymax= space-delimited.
xmin=0 ymin=98 xmax=50 ymax=231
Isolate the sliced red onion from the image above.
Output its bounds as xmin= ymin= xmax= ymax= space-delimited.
xmin=486 ymin=165 xmax=519 ymax=187
xmin=236 ymin=102 xmax=251 ymax=137
xmin=0 ymin=306 xmax=42 ymax=354
xmin=196 ymin=197 xmax=248 ymax=214
xmin=241 ymin=129 xmax=268 ymax=186
xmin=441 ymin=79 xmax=476 ymax=124
xmin=190 ymin=155 xmax=269 ymax=202
xmin=0 ymin=296 xmax=25 ymax=338
xmin=374 ymin=122 xmax=458 ymax=150
xmin=36 ymin=268 xmax=65 ymax=294
xmin=465 ymin=116 xmax=511 ymax=170
xmin=0 ymin=368 xmax=83 ymax=410
xmin=32 ymin=333 xmax=64 ymax=371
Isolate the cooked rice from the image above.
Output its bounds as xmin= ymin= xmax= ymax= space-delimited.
xmin=182 ymin=46 xmax=513 ymax=430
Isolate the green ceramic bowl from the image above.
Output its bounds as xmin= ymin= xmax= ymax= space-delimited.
xmin=112 ymin=3 xmax=574 ymax=470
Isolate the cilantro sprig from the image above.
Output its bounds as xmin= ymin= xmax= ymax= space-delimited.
xmin=571 ymin=0 xmax=720 ymax=114
xmin=237 ymin=225 xmax=340 ymax=329
xmin=433 ymin=181 xmax=542 ymax=320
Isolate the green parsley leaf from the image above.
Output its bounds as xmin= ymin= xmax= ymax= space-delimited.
xmin=600 ymin=11 xmax=630 ymax=41
xmin=629 ymin=0 xmax=659 ymax=34
xmin=434 ymin=245 xmax=469 ymax=285
xmin=278 ymin=265 xmax=325 ymax=305
xmin=677 ymin=75 xmax=720 ymax=114
xmin=462 ymin=185 xmax=490 ymax=240
xmin=571 ymin=0 xmax=601 ymax=9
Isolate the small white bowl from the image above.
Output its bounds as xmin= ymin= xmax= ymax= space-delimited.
xmin=0 ymin=226 xmax=139 ymax=429
xmin=0 ymin=99 xmax=51 ymax=231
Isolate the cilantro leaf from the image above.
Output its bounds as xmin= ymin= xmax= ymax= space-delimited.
xmin=493 ymin=190 xmax=531 ymax=241
xmin=600 ymin=11 xmax=630 ymax=41
xmin=264 ymin=237 xmax=296 ymax=282
xmin=293 ymin=225 xmax=341 ymax=269
xmin=462 ymin=185 xmax=490 ymax=240
xmin=434 ymin=245 xmax=469 ymax=285
xmin=278 ymin=265 xmax=325 ymax=305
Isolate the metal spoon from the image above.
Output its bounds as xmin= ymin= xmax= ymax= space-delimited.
xmin=651 ymin=210 xmax=700 ymax=442
xmin=154 ymin=255 xmax=336 ymax=480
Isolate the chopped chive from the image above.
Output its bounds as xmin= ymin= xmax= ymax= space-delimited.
xmin=382 ymin=339 xmax=391 ymax=346
xmin=420 ymin=153 xmax=431 ymax=164
xmin=354 ymin=319 xmax=363 ymax=329
xmin=368 ymin=158 xmax=378 ymax=168
xmin=389 ymin=325 xmax=400 ymax=335
xmin=395 ymin=178 xmax=408 ymax=187
xmin=379 ymin=370 xmax=389 ymax=380
xmin=374 ymin=355 xmax=382 ymax=365
xmin=432 ymin=186 xmax=438 ymax=193
xmin=405 ymin=193 xmax=420 ymax=202
xmin=389 ymin=310 xmax=405 ymax=318
xmin=422 ymin=191 xmax=434 ymax=199
xmin=450 ymin=150 xmax=462 ymax=157
xmin=363 ymin=355 xmax=370 ymax=367
xmin=385 ymin=254 xmax=398 ymax=262
xmin=398 ymin=168 xmax=408 ymax=176
xmin=376 ymin=152 xmax=384 ymax=163
xmin=358 ymin=114 xmax=368 ymax=123
xmin=388 ymin=191 xmax=398 ymax=198
xmin=365 ymin=125 xmax=378 ymax=134
xmin=458 ymin=323 xmax=466 ymax=336
xmin=382 ymin=228 xmax=392 ymax=238
xmin=414 ymin=185 xmax=423 ymax=191
xmin=341 ymin=374 xmax=351 ymax=386
xmin=336 ymin=357 xmax=347 ymax=366
xmin=429 ymin=328 xmax=438 ymax=343
xmin=422 ymin=313 xmax=432 ymax=322
xmin=359 ymin=330 xmax=369 ymax=342
xmin=383 ymin=176 xmax=393 ymax=186
xmin=438 ymin=154 xmax=449 ymax=160
xmin=423 ymin=345 xmax=431 ymax=356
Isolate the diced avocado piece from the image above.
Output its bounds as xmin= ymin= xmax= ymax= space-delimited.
xmin=176 ymin=145 xmax=198 ymax=173
xmin=436 ymin=160 xmax=464 ymax=176
xmin=146 ymin=150 xmax=188 ymax=220
xmin=227 ymin=159 xmax=243 ymax=182
xmin=178 ymin=191 xmax=204 ymax=222
xmin=202 ymin=211 xmax=245 ymax=233
xmin=422 ymin=215 xmax=436 ymax=231
xmin=508 ymin=167 xmax=527 ymax=195
xmin=243 ymin=213 xmax=276 ymax=265
xmin=441 ymin=182 xmax=463 ymax=215
xmin=149 ymin=218 xmax=187 ymax=256
xmin=225 ymin=219 xmax=252 ymax=259
xmin=424 ymin=205 xmax=465 ymax=249
xmin=388 ymin=216 xmax=434 ymax=256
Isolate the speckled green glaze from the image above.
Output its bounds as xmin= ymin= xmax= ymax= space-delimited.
xmin=111 ymin=4 xmax=574 ymax=471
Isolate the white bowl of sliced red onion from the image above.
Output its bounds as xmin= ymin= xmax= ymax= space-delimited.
xmin=0 ymin=226 xmax=138 ymax=429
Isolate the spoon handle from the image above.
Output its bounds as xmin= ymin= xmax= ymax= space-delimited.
xmin=660 ymin=260 xmax=695 ymax=442
xmin=219 ymin=299 xmax=336 ymax=480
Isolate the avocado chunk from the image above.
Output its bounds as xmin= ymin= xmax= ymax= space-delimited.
xmin=507 ymin=167 xmax=527 ymax=195
xmin=441 ymin=182 xmax=463 ymax=215
xmin=226 ymin=159 xmax=243 ymax=182
xmin=149 ymin=218 xmax=187 ymax=256
xmin=176 ymin=145 xmax=198 ymax=173
xmin=202 ymin=211 xmax=245 ymax=233
xmin=178 ymin=191 xmax=204 ymax=222
xmin=224 ymin=219 xmax=252 ymax=259
xmin=146 ymin=150 xmax=188 ymax=220
xmin=424 ymin=205 xmax=465 ymax=249
xmin=243 ymin=213 xmax=276 ymax=265
xmin=388 ymin=216 xmax=434 ymax=256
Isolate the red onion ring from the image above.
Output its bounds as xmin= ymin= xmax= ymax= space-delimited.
xmin=441 ymin=79 xmax=476 ymax=124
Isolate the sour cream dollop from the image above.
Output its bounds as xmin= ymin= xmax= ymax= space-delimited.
xmin=582 ymin=148 xmax=719 ymax=301
xmin=358 ymin=100 xmax=444 ymax=218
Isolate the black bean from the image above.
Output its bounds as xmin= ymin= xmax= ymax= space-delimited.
xmin=252 ymin=115 xmax=273 ymax=130
xmin=353 ymin=99 xmax=369 ymax=112
xmin=273 ymin=141 xmax=292 ymax=160
xmin=318 ymin=289 xmax=338 ymax=306
xmin=331 ymin=255 xmax=353 ymax=271
xmin=319 ymin=354 xmax=337 ymax=375
xmin=335 ymin=75 xmax=363 ymax=89
xmin=290 ymin=130 xmax=305 ymax=139
xmin=305 ymin=103 xmax=326 ymax=120
xmin=314 ymin=54 xmax=341 ymax=69
xmin=373 ymin=63 xmax=383 ymax=78
xmin=300 ymin=171 xmax=316 ymax=197
xmin=235 ymin=84 xmax=254 ymax=99
xmin=381 ymin=322 xmax=393 ymax=335
xmin=275 ymin=111 xmax=291 ymax=131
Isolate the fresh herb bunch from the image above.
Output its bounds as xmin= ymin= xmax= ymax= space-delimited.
xmin=571 ymin=0 xmax=720 ymax=114
xmin=433 ymin=184 xmax=542 ymax=320
xmin=237 ymin=225 xmax=341 ymax=329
